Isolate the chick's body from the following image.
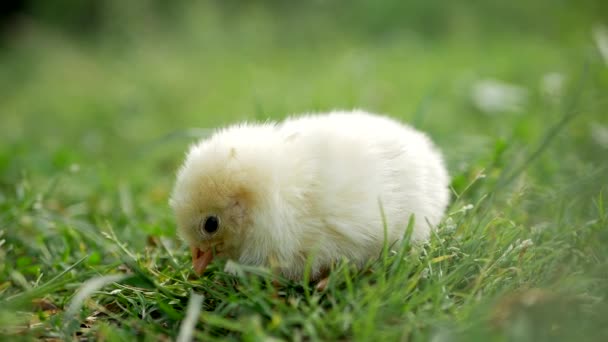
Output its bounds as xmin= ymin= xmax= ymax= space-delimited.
xmin=170 ymin=110 xmax=450 ymax=281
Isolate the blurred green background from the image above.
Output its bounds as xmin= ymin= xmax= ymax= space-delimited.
xmin=1 ymin=0 xmax=607 ymax=340
xmin=2 ymin=0 xmax=606 ymax=223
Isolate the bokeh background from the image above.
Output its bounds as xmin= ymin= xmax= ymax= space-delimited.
xmin=2 ymin=0 xmax=606 ymax=232
xmin=1 ymin=0 xmax=607 ymax=340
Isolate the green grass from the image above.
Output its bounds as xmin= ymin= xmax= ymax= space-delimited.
xmin=1 ymin=2 xmax=608 ymax=341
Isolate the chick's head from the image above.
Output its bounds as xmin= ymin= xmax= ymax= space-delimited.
xmin=170 ymin=140 xmax=266 ymax=276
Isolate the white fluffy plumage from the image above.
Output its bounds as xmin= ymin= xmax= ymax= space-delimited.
xmin=170 ymin=110 xmax=450 ymax=281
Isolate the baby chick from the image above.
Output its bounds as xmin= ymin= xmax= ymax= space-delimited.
xmin=170 ymin=110 xmax=450 ymax=281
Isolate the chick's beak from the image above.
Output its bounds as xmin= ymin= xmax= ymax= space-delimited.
xmin=190 ymin=246 xmax=214 ymax=276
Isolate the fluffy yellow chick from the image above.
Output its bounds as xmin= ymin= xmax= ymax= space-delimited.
xmin=170 ymin=110 xmax=450 ymax=281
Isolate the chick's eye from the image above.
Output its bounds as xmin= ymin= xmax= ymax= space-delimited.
xmin=202 ymin=215 xmax=219 ymax=234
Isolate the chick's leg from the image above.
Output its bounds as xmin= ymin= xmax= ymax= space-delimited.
xmin=314 ymin=266 xmax=331 ymax=291
xmin=315 ymin=277 xmax=330 ymax=291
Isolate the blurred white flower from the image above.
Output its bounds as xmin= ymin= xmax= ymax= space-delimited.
xmin=540 ymin=72 xmax=565 ymax=100
xmin=590 ymin=122 xmax=608 ymax=148
xmin=593 ymin=24 xmax=608 ymax=65
xmin=444 ymin=217 xmax=456 ymax=232
xmin=518 ymin=239 xmax=534 ymax=249
xmin=69 ymin=163 xmax=80 ymax=173
xmin=471 ymin=79 xmax=528 ymax=114
xmin=449 ymin=203 xmax=475 ymax=216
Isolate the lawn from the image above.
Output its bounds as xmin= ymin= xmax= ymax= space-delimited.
xmin=1 ymin=1 xmax=607 ymax=341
